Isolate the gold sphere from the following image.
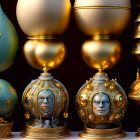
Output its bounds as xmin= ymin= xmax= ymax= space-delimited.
xmin=81 ymin=39 xmax=122 ymax=70
xmin=35 ymin=40 xmax=66 ymax=69
xmin=23 ymin=40 xmax=43 ymax=70
xmin=24 ymin=112 xmax=30 ymax=119
xmin=63 ymin=112 xmax=69 ymax=118
xmin=16 ymin=0 xmax=71 ymax=37
xmin=23 ymin=39 xmax=66 ymax=70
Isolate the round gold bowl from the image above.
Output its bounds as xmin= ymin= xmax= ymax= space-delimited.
xmin=74 ymin=0 xmax=131 ymax=36
xmin=81 ymin=39 xmax=122 ymax=70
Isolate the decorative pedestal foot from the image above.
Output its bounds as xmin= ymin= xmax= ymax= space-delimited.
xmin=21 ymin=121 xmax=70 ymax=139
xmin=79 ymin=126 xmax=126 ymax=139
xmin=0 ymin=120 xmax=13 ymax=139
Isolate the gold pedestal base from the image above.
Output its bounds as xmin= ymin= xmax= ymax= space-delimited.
xmin=0 ymin=119 xmax=13 ymax=139
xmin=79 ymin=126 xmax=126 ymax=139
xmin=21 ymin=122 xmax=70 ymax=139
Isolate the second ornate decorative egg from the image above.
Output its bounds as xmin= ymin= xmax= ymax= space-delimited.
xmin=76 ymin=71 xmax=127 ymax=139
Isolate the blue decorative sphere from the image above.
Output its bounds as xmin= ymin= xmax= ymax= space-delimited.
xmin=0 ymin=79 xmax=18 ymax=117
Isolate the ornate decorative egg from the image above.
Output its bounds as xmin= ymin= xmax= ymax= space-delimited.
xmin=76 ymin=71 xmax=127 ymax=126
xmin=0 ymin=5 xmax=19 ymax=72
xmin=73 ymin=0 xmax=131 ymax=36
xmin=16 ymin=0 xmax=71 ymax=37
xmin=22 ymin=72 xmax=69 ymax=119
xmin=0 ymin=79 xmax=18 ymax=117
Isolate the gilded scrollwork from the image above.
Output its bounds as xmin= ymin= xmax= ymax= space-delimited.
xmin=76 ymin=71 xmax=127 ymax=126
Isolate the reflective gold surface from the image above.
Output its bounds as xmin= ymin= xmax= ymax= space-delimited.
xmin=16 ymin=0 xmax=71 ymax=37
xmin=129 ymin=69 xmax=140 ymax=105
xmin=24 ymin=39 xmax=66 ymax=70
xmin=21 ymin=121 xmax=70 ymax=139
xmin=80 ymin=126 xmax=126 ymax=139
xmin=76 ymin=71 xmax=127 ymax=126
xmin=132 ymin=41 xmax=140 ymax=61
xmin=74 ymin=0 xmax=131 ymax=7
xmin=76 ymin=71 xmax=127 ymax=139
xmin=22 ymin=71 xmax=70 ymax=138
xmin=0 ymin=119 xmax=13 ymax=139
xmin=81 ymin=39 xmax=122 ymax=70
xmin=74 ymin=0 xmax=131 ymax=36
xmin=35 ymin=40 xmax=66 ymax=69
xmin=134 ymin=22 xmax=140 ymax=38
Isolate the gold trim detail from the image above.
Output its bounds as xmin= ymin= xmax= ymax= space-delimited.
xmin=21 ymin=121 xmax=70 ymax=139
xmin=73 ymin=6 xmax=131 ymax=10
xmin=0 ymin=121 xmax=13 ymax=139
xmin=79 ymin=126 xmax=126 ymax=139
xmin=6 ymin=99 xmax=12 ymax=107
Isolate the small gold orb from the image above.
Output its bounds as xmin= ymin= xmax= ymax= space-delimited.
xmin=89 ymin=114 xmax=94 ymax=121
xmin=6 ymin=99 xmax=12 ymax=107
xmin=79 ymin=110 xmax=85 ymax=117
xmin=78 ymin=94 xmax=88 ymax=107
xmin=104 ymin=82 xmax=110 ymax=88
xmin=56 ymin=83 xmax=61 ymax=88
xmin=109 ymin=115 xmax=115 ymax=121
xmin=59 ymin=92 xmax=62 ymax=96
xmin=115 ymin=114 xmax=120 ymax=120
xmin=63 ymin=112 xmax=69 ymax=118
xmin=24 ymin=112 xmax=30 ymax=119
xmin=109 ymin=84 xmax=115 ymax=91
xmin=86 ymin=84 xmax=93 ymax=91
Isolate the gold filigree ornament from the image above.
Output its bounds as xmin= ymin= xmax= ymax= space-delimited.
xmin=129 ymin=69 xmax=140 ymax=137
xmin=76 ymin=71 xmax=127 ymax=139
xmin=21 ymin=69 xmax=70 ymax=139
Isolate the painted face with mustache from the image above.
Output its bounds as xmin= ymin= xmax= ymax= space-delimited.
xmin=93 ymin=93 xmax=110 ymax=116
xmin=38 ymin=90 xmax=55 ymax=116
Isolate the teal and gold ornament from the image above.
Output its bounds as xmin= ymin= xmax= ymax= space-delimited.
xmin=0 ymin=5 xmax=18 ymax=72
xmin=0 ymin=4 xmax=18 ymax=139
xmin=0 ymin=79 xmax=18 ymax=138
